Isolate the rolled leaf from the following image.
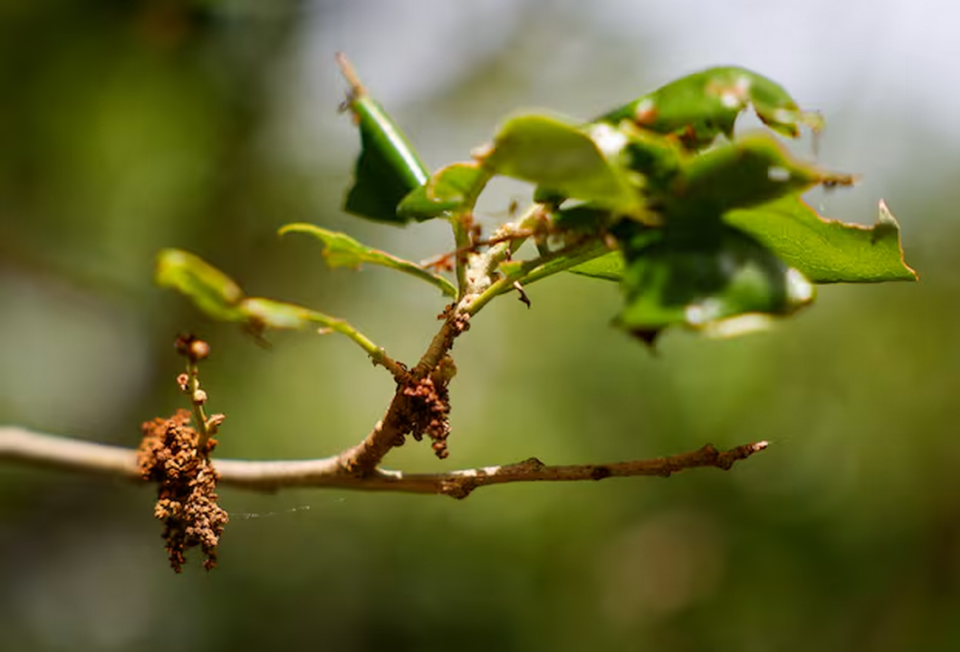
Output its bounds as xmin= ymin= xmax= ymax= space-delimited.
xmin=341 ymin=63 xmax=429 ymax=224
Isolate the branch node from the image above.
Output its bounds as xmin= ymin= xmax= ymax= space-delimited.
xmin=519 ymin=457 xmax=545 ymax=472
xmin=591 ymin=465 xmax=612 ymax=481
xmin=440 ymin=479 xmax=475 ymax=500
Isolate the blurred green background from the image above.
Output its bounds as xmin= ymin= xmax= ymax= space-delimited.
xmin=2 ymin=1 xmax=958 ymax=650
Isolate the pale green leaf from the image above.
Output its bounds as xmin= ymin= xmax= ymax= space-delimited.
xmin=280 ymin=224 xmax=457 ymax=296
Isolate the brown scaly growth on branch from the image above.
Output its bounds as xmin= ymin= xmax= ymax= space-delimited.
xmin=137 ymin=410 xmax=228 ymax=572
xmin=405 ymin=355 xmax=458 ymax=459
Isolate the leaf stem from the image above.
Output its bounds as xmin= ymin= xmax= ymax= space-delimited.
xmin=464 ymin=238 xmax=610 ymax=316
xmin=322 ymin=317 xmax=407 ymax=378
xmin=449 ymin=166 xmax=495 ymax=298
xmin=452 ymin=214 xmax=472 ymax=297
xmin=185 ymin=359 xmax=212 ymax=448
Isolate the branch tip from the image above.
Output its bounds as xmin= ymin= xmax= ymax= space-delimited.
xmin=335 ymin=52 xmax=365 ymax=98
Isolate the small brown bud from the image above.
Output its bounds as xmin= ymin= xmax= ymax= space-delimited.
xmin=176 ymin=374 xmax=189 ymax=392
xmin=174 ymin=334 xmax=210 ymax=362
xmin=189 ymin=339 xmax=210 ymax=361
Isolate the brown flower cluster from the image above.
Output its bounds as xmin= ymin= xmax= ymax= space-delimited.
xmin=137 ymin=409 xmax=228 ymax=572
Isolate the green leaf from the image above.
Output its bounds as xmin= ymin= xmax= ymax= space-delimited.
xmin=616 ymin=224 xmax=814 ymax=341
xmin=481 ymin=114 xmax=650 ymax=220
xmin=156 ymin=249 xmax=354 ymax=336
xmin=279 ymin=224 xmax=457 ymax=296
xmin=240 ymin=298 xmax=340 ymax=332
xmin=726 ymin=197 xmax=918 ymax=283
xmin=568 ymin=250 xmax=624 ymax=282
xmin=668 ymin=132 xmax=854 ymax=220
xmin=342 ymin=93 xmax=429 ymax=224
xmin=553 ymin=204 xmax=613 ymax=234
xmin=155 ymin=249 xmax=246 ymax=322
xmin=568 ymin=198 xmax=917 ymax=284
xmin=396 ymin=162 xmax=490 ymax=221
xmin=599 ymin=66 xmax=823 ymax=150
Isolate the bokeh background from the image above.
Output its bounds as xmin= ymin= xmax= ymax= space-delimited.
xmin=1 ymin=1 xmax=958 ymax=650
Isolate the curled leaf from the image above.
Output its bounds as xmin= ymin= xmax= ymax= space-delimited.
xmin=155 ymin=249 xmax=245 ymax=322
xmin=156 ymin=249 xmax=355 ymax=336
xmin=340 ymin=57 xmax=428 ymax=224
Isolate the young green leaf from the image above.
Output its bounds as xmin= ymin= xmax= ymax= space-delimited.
xmin=567 ymin=250 xmax=624 ymax=282
xmin=726 ymin=197 xmax=918 ymax=283
xmin=667 ymin=132 xmax=854 ymax=220
xmin=599 ymin=66 xmax=823 ymax=150
xmin=339 ymin=56 xmax=429 ymax=225
xmin=481 ymin=115 xmax=650 ymax=221
xmin=155 ymin=249 xmax=360 ymax=337
xmin=155 ymin=249 xmax=246 ymax=322
xmin=279 ymin=224 xmax=457 ymax=296
xmin=616 ymin=224 xmax=814 ymax=342
xmin=240 ymin=298 xmax=341 ymax=332
xmin=396 ymin=162 xmax=490 ymax=221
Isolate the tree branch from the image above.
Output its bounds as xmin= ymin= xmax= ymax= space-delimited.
xmin=0 ymin=426 xmax=767 ymax=499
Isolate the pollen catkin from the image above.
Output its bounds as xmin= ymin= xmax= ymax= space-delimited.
xmin=137 ymin=410 xmax=228 ymax=572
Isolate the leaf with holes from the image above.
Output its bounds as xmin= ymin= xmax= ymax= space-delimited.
xmin=567 ymin=198 xmax=917 ymax=285
xmin=666 ymin=132 xmax=855 ymax=221
xmin=726 ymin=197 xmax=918 ymax=283
xmin=599 ymin=66 xmax=823 ymax=150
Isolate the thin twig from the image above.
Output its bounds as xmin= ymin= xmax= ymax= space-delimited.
xmin=421 ymin=227 xmax=538 ymax=273
xmin=0 ymin=426 xmax=768 ymax=499
xmin=325 ymin=319 xmax=408 ymax=380
xmin=184 ymin=359 xmax=213 ymax=447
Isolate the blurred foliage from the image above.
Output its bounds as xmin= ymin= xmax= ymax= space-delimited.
xmin=2 ymin=2 xmax=960 ymax=652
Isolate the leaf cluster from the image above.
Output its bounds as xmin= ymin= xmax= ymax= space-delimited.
xmin=157 ymin=60 xmax=916 ymax=346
